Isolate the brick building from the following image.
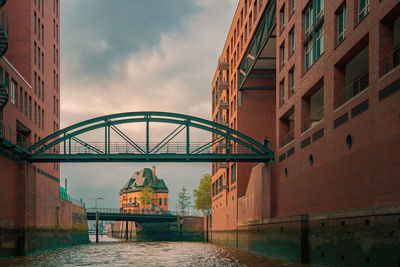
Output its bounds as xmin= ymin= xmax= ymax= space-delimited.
xmin=119 ymin=166 xmax=169 ymax=213
xmin=0 ymin=0 xmax=63 ymax=254
xmin=211 ymin=0 xmax=400 ymax=230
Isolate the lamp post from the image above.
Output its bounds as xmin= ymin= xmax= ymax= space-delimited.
xmin=95 ymin=197 xmax=103 ymax=243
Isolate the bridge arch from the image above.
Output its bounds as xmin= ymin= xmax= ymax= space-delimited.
xmin=27 ymin=111 xmax=274 ymax=163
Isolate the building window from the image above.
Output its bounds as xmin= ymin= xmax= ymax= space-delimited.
xmin=305 ymin=39 xmax=313 ymax=70
xmin=38 ymin=76 xmax=41 ymax=98
xmin=249 ymin=12 xmax=252 ymax=30
xmin=315 ymin=26 xmax=324 ymax=58
xmin=305 ymin=5 xmax=313 ymax=37
xmin=38 ymin=19 xmax=40 ymax=41
xmin=303 ymin=0 xmax=324 ymax=72
xmin=164 ymin=198 xmax=167 ymax=206
xmin=232 ymin=164 xmax=236 ymax=183
xmin=358 ymin=0 xmax=370 ymax=22
xmin=290 ymin=0 xmax=295 ymax=15
xmin=34 ymin=12 xmax=37 ymax=35
xmin=42 ymin=53 xmax=44 ymax=72
xmin=24 ymin=92 xmax=27 ymax=116
xmin=10 ymin=79 xmax=17 ymax=105
xmin=129 ymin=198 xmax=132 ymax=203
xmin=34 ymin=42 xmax=37 ymax=65
xmin=42 ymin=24 xmax=44 ymax=44
xmin=34 ymin=72 xmax=37 ymax=94
xmin=280 ymin=43 xmax=285 ymax=68
xmin=42 ymin=109 xmax=44 ymax=129
xmin=19 ymin=87 xmax=23 ymax=112
xmin=41 ymin=81 xmax=44 ymax=101
xmin=38 ymin=47 xmax=41 ymax=70
xmin=280 ymin=5 xmax=285 ymax=32
xmin=38 ymin=106 xmax=41 ymax=127
xmin=289 ymin=68 xmax=295 ymax=95
xmin=34 ymin=102 xmax=37 ymax=124
xmin=254 ymin=0 xmax=257 ymax=18
xmin=29 ymin=96 xmax=32 ymax=120
xmin=337 ymin=5 xmax=347 ymax=44
xmin=159 ymin=198 xmax=162 ymax=205
xmin=280 ymin=79 xmax=285 ymax=105
xmin=289 ymin=28 xmax=295 ymax=54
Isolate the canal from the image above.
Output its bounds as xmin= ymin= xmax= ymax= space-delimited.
xmin=0 ymin=236 xmax=304 ymax=266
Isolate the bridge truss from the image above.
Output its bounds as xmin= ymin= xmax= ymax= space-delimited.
xmin=24 ymin=111 xmax=274 ymax=163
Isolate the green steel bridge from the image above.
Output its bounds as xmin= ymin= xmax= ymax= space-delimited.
xmin=0 ymin=111 xmax=274 ymax=163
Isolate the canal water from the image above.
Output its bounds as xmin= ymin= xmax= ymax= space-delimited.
xmin=0 ymin=235 xmax=304 ymax=266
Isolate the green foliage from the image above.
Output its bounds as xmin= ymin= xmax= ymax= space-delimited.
xmin=178 ymin=186 xmax=191 ymax=213
xmin=139 ymin=184 xmax=154 ymax=208
xmin=193 ymin=173 xmax=211 ymax=216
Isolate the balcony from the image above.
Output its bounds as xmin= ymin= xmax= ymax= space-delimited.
xmin=218 ymin=57 xmax=229 ymax=71
xmin=303 ymin=106 xmax=324 ymax=132
xmin=217 ymin=80 xmax=229 ymax=91
xmin=280 ymin=130 xmax=294 ymax=148
xmin=338 ymin=71 xmax=369 ymax=106
xmin=383 ymin=46 xmax=400 ymax=75
xmin=218 ymin=99 xmax=228 ymax=110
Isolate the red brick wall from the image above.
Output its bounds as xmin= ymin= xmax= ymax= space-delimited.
xmin=274 ymin=0 xmax=400 ymax=217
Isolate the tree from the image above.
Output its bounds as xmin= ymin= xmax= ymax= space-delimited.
xmin=178 ymin=186 xmax=191 ymax=214
xmin=139 ymin=184 xmax=154 ymax=210
xmin=193 ymin=173 xmax=211 ymax=216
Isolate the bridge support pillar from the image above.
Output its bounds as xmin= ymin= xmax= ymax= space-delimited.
xmin=125 ymin=221 xmax=129 ymax=241
xmin=96 ymin=211 xmax=99 ymax=243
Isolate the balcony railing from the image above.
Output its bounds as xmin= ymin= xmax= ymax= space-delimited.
xmin=302 ymin=106 xmax=324 ymax=132
xmin=218 ymin=99 xmax=228 ymax=110
xmin=383 ymin=46 xmax=400 ymax=75
xmin=280 ymin=130 xmax=294 ymax=148
xmin=217 ymin=80 xmax=229 ymax=91
xmin=218 ymin=57 xmax=229 ymax=71
xmin=337 ymin=71 xmax=369 ymax=107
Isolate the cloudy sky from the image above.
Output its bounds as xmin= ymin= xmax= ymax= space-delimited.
xmin=60 ymin=0 xmax=237 ymax=210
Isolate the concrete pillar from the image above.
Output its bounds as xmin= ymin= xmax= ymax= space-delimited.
xmin=125 ymin=221 xmax=128 ymax=241
xmin=95 ymin=211 xmax=99 ymax=243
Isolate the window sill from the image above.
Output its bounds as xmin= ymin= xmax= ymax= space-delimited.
xmin=302 ymin=52 xmax=324 ymax=77
xmin=334 ymin=36 xmax=347 ymax=50
xmin=354 ymin=12 xmax=369 ymax=30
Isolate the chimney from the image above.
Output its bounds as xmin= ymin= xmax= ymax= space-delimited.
xmin=152 ymin=166 xmax=156 ymax=184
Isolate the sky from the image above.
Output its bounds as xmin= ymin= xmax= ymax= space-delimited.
xmin=60 ymin=0 xmax=238 ymax=211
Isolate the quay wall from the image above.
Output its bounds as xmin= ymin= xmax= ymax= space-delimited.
xmin=0 ymin=156 xmax=89 ymax=257
xmin=210 ymin=163 xmax=400 ymax=265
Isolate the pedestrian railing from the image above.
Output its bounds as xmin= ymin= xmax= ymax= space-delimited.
xmin=302 ymin=106 xmax=324 ymax=132
xmin=383 ymin=46 xmax=400 ymax=75
xmin=280 ymin=130 xmax=294 ymax=148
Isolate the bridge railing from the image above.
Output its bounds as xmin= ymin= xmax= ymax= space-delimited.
xmin=35 ymin=141 xmax=258 ymax=155
xmin=87 ymin=208 xmax=176 ymax=216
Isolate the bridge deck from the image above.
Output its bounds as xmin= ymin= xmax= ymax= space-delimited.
xmin=87 ymin=212 xmax=177 ymax=222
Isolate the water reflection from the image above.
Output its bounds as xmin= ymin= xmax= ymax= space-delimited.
xmin=1 ymin=236 xmax=302 ymax=266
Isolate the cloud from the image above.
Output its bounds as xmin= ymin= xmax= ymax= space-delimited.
xmin=60 ymin=1 xmax=237 ymax=209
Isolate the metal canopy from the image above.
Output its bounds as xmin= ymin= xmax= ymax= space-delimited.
xmin=25 ymin=111 xmax=274 ymax=163
xmin=238 ymin=0 xmax=276 ymax=91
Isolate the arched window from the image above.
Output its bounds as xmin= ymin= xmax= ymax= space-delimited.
xmin=159 ymin=198 xmax=162 ymax=205
xmin=129 ymin=198 xmax=132 ymax=203
xmin=164 ymin=198 xmax=167 ymax=205
xmin=134 ymin=197 xmax=137 ymax=203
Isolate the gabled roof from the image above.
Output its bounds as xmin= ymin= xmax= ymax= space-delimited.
xmin=121 ymin=168 xmax=168 ymax=192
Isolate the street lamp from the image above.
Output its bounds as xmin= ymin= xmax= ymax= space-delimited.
xmin=95 ymin=197 xmax=103 ymax=210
